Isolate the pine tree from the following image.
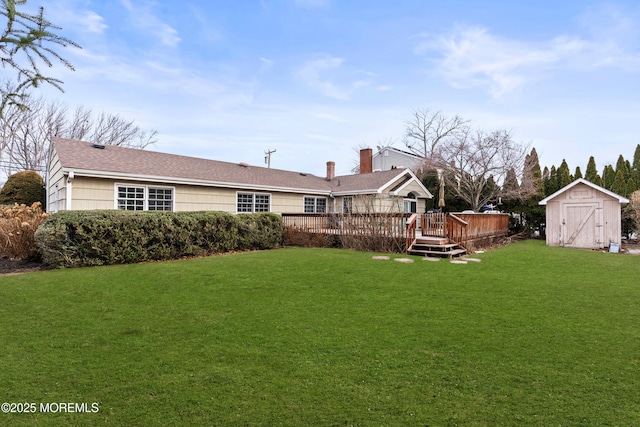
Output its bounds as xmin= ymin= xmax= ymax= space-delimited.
xmin=615 ymin=155 xmax=630 ymax=180
xmin=557 ymin=159 xmax=572 ymax=189
xmin=584 ymin=156 xmax=602 ymax=186
xmin=631 ymin=144 xmax=640 ymax=191
xmin=602 ymin=165 xmax=616 ymax=190
xmin=574 ymin=166 xmax=582 ymax=180
xmin=612 ymin=169 xmax=627 ymax=197
xmin=544 ymin=166 xmax=558 ymax=196
xmin=522 ymin=148 xmax=544 ymax=199
xmin=0 ymin=1 xmax=81 ymax=116
xmin=627 ymin=178 xmax=637 ymax=198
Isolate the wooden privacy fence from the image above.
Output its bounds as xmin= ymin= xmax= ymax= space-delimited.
xmin=453 ymin=213 xmax=509 ymax=244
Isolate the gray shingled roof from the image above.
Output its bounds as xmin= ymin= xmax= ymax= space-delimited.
xmin=52 ymin=137 xmax=415 ymax=195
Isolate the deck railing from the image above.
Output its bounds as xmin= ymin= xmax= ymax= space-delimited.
xmin=282 ymin=212 xmax=509 ymax=252
xmin=406 ymin=214 xmax=417 ymax=251
xmin=282 ymin=213 xmax=411 ymax=253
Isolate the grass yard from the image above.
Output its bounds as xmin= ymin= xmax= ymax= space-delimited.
xmin=1 ymin=240 xmax=639 ymax=426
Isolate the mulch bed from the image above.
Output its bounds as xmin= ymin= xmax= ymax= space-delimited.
xmin=0 ymin=257 xmax=50 ymax=276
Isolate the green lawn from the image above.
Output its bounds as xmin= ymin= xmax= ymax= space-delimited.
xmin=1 ymin=240 xmax=639 ymax=426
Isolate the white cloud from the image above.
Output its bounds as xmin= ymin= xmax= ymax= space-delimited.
xmin=76 ymin=10 xmax=108 ymax=34
xmin=419 ymin=8 xmax=640 ymax=99
xmin=296 ymin=55 xmax=372 ymax=100
xmin=418 ymin=26 xmax=592 ymax=98
xmin=119 ymin=0 xmax=181 ymax=47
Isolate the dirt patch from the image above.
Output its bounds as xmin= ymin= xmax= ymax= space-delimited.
xmin=0 ymin=257 xmax=49 ymax=276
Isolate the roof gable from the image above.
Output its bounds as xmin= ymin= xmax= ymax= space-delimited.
xmin=539 ymin=178 xmax=630 ymax=205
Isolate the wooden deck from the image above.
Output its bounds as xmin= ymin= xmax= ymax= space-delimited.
xmin=282 ymin=212 xmax=510 ymax=255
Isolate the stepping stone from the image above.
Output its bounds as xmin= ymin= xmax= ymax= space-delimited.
xmin=450 ymin=259 xmax=468 ymax=264
xmin=394 ymin=258 xmax=414 ymax=263
xmin=372 ymin=256 xmax=390 ymax=260
xmin=475 ymin=250 xmax=485 ymax=254
xmin=422 ymin=257 xmax=441 ymax=262
xmin=463 ymin=257 xmax=482 ymax=263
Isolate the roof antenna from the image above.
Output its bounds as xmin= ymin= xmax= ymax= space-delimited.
xmin=264 ymin=149 xmax=276 ymax=168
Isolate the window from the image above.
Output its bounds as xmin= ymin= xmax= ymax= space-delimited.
xmin=304 ymin=196 xmax=327 ymax=213
xmin=116 ymin=185 xmax=173 ymax=211
xmin=148 ymin=188 xmax=173 ymax=211
xmin=117 ymin=186 xmax=144 ymax=210
xmin=343 ymin=197 xmax=353 ymax=214
xmin=237 ymin=193 xmax=271 ymax=213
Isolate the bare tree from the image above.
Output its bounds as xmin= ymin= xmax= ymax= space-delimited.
xmin=0 ymin=92 xmax=157 ymax=175
xmin=439 ymin=128 xmax=531 ymax=212
xmin=403 ymin=108 xmax=469 ymax=160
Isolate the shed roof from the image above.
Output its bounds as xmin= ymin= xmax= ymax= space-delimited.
xmin=539 ymin=178 xmax=630 ymax=205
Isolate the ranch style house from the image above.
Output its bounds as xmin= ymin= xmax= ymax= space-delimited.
xmin=46 ymin=138 xmax=432 ymax=215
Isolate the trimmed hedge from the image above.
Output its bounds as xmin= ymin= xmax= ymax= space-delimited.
xmin=34 ymin=210 xmax=283 ymax=268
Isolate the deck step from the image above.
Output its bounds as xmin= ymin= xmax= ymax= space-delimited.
xmin=409 ymin=248 xmax=467 ymax=257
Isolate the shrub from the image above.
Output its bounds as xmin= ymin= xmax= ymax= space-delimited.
xmin=34 ymin=210 xmax=283 ymax=268
xmin=0 ymin=170 xmax=46 ymax=207
xmin=0 ymin=202 xmax=49 ymax=259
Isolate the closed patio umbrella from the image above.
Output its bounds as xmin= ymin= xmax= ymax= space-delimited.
xmin=438 ymin=179 xmax=445 ymax=209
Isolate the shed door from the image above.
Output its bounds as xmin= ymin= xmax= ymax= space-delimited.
xmin=562 ymin=203 xmax=602 ymax=248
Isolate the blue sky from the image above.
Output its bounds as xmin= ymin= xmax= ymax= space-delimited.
xmin=30 ymin=0 xmax=640 ymax=177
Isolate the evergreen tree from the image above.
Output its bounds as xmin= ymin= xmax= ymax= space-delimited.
xmin=615 ymin=155 xmax=630 ymax=180
xmin=0 ymin=1 xmax=81 ymax=116
xmin=557 ymin=159 xmax=572 ymax=189
xmin=517 ymin=148 xmax=546 ymax=237
xmin=522 ymin=148 xmax=544 ymax=199
xmin=612 ymin=169 xmax=627 ymax=197
xmin=584 ymin=156 xmax=602 ymax=186
xmin=627 ymin=178 xmax=637 ymax=199
xmin=574 ymin=166 xmax=582 ymax=180
xmin=602 ymin=165 xmax=616 ymax=190
xmin=631 ymin=144 xmax=640 ymax=191
xmin=544 ymin=166 xmax=558 ymax=196
xmin=501 ymin=167 xmax=520 ymax=212
xmin=0 ymin=170 xmax=45 ymax=206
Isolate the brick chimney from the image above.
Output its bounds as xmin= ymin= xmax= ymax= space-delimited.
xmin=360 ymin=148 xmax=373 ymax=174
xmin=326 ymin=161 xmax=335 ymax=180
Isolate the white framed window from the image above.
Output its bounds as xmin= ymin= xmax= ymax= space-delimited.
xmin=304 ymin=196 xmax=327 ymax=213
xmin=148 ymin=188 xmax=173 ymax=211
xmin=115 ymin=184 xmax=174 ymax=211
xmin=237 ymin=192 xmax=271 ymax=213
xmin=343 ymin=196 xmax=353 ymax=214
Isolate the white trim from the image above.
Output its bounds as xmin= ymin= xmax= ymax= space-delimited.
xmin=53 ymin=184 xmax=59 ymax=213
xmin=114 ymin=182 xmax=176 ymax=211
xmin=235 ymin=191 xmax=272 ymax=214
xmin=539 ymin=178 xmax=629 ymax=205
xmin=303 ymin=195 xmax=328 ymax=213
xmin=64 ymin=168 xmax=329 ymax=196
xmin=65 ymin=177 xmax=73 ymax=211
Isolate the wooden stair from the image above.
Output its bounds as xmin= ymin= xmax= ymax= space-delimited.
xmin=408 ymin=236 xmax=467 ymax=258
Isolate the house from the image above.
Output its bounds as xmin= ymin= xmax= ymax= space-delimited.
xmin=46 ymin=138 xmax=432 ymax=215
xmin=372 ymin=146 xmax=425 ymax=172
xmin=539 ymin=178 xmax=629 ymax=249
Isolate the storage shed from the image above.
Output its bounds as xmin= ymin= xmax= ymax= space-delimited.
xmin=539 ymin=178 xmax=629 ymax=249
